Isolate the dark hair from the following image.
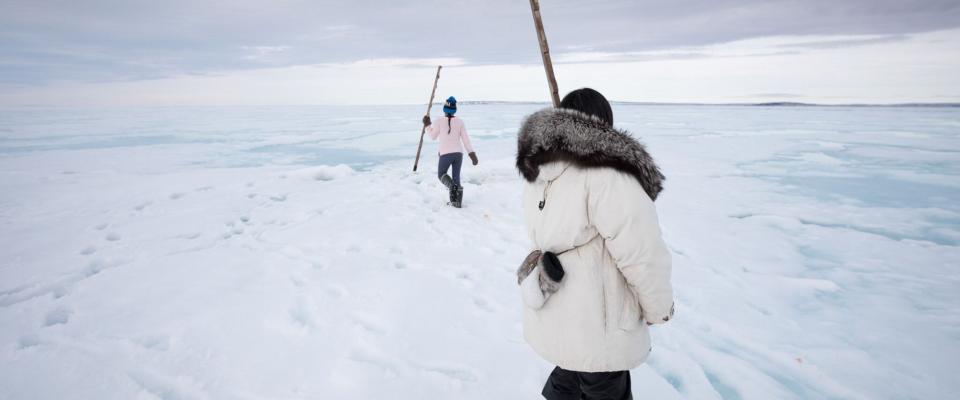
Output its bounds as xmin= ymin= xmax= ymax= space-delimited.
xmin=559 ymin=88 xmax=613 ymax=126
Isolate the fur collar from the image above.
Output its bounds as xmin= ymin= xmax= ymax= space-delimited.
xmin=516 ymin=108 xmax=665 ymax=201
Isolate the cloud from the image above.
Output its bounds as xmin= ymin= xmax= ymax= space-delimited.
xmin=2 ymin=0 xmax=959 ymax=86
xmin=241 ymin=45 xmax=292 ymax=61
xmin=552 ymin=32 xmax=910 ymax=64
xmin=775 ymin=35 xmax=909 ymax=50
xmin=751 ymin=93 xmax=805 ymax=99
xmin=2 ymin=29 xmax=957 ymax=107
xmin=321 ymin=58 xmax=467 ymax=68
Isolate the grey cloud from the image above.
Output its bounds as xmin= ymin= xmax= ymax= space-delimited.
xmin=751 ymin=93 xmax=805 ymax=99
xmin=1 ymin=0 xmax=958 ymax=84
xmin=777 ymin=35 xmax=910 ymax=50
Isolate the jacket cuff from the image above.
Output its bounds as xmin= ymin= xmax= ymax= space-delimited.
xmin=646 ymin=302 xmax=675 ymax=325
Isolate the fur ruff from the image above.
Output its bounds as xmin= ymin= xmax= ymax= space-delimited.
xmin=516 ymin=108 xmax=665 ymax=201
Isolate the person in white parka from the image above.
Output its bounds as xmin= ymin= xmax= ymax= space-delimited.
xmin=515 ymin=88 xmax=674 ymax=400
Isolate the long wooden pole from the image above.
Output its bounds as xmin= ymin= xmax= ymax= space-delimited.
xmin=413 ymin=65 xmax=442 ymax=172
xmin=529 ymin=0 xmax=560 ymax=107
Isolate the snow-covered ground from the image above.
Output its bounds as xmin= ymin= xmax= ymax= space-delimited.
xmin=1 ymin=104 xmax=958 ymax=399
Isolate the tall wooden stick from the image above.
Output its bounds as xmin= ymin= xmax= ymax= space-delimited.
xmin=529 ymin=0 xmax=560 ymax=107
xmin=413 ymin=65 xmax=442 ymax=172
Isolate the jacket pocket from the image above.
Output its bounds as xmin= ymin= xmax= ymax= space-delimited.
xmin=617 ymin=289 xmax=642 ymax=331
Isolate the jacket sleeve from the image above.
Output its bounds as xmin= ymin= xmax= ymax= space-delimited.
xmin=427 ymin=117 xmax=440 ymax=140
xmin=459 ymin=120 xmax=475 ymax=153
xmin=587 ymin=169 xmax=674 ymax=324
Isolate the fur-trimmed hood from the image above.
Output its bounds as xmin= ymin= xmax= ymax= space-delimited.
xmin=516 ymin=108 xmax=665 ymax=201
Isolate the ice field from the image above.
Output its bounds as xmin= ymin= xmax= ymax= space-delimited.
xmin=1 ymin=104 xmax=958 ymax=399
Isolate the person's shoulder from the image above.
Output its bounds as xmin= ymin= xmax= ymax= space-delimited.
xmin=583 ymin=165 xmax=630 ymax=180
xmin=583 ymin=166 xmax=644 ymax=191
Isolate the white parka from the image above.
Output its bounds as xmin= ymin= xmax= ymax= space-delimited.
xmin=516 ymin=108 xmax=674 ymax=373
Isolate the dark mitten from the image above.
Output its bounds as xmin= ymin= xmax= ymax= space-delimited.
xmin=468 ymin=152 xmax=479 ymax=165
xmin=422 ymin=115 xmax=431 ymax=126
xmin=541 ymin=251 xmax=564 ymax=282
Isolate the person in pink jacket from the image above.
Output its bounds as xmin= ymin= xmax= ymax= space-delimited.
xmin=421 ymin=96 xmax=478 ymax=208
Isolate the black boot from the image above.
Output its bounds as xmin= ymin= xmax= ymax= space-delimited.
xmin=448 ymin=184 xmax=458 ymax=207
xmin=451 ymin=184 xmax=463 ymax=208
xmin=440 ymin=174 xmax=453 ymax=189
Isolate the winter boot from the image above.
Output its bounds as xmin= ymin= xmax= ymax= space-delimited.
xmin=440 ymin=174 xmax=454 ymax=189
xmin=451 ymin=184 xmax=464 ymax=208
xmin=448 ymin=184 xmax=458 ymax=207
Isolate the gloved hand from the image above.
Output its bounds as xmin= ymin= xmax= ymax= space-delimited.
xmin=468 ymin=152 xmax=479 ymax=165
xmin=422 ymin=115 xmax=431 ymax=126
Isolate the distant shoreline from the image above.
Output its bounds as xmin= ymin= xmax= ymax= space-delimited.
xmin=3 ymin=101 xmax=959 ymax=110
xmin=458 ymin=101 xmax=960 ymax=108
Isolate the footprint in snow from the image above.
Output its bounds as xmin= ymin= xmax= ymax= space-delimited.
xmin=413 ymin=362 xmax=479 ymax=383
xmin=44 ymin=307 xmax=71 ymax=327
xmin=323 ymin=285 xmax=347 ymax=299
xmin=133 ymin=201 xmax=152 ymax=211
xmin=84 ymin=260 xmax=108 ymax=277
xmin=126 ymin=370 xmax=201 ymax=400
xmin=133 ymin=335 xmax=170 ymax=351
xmin=289 ymin=274 xmax=306 ymax=288
xmin=222 ymin=221 xmax=244 ymax=238
xmin=17 ymin=334 xmax=40 ymax=349
xmin=94 ymin=223 xmax=108 ymax=231
xmin=351 ymin=314 xmax=387 ymax=336
xmin=473 ymin=297 xmax=495 ymax=312
xmin=105 ymin=232 xmax=121 ymax=242
xmin=288 ymin=298 xmax=316 ymax=329
xmin=79 ymin=246 xmax=97 ymax=255
xmin=51 ymin=285 xmax=69 ymax=299
xmin=169 ymin=192 xmax=184 ymax=200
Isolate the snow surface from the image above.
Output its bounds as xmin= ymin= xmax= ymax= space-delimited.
xmin=1 ymin=104 xmax=958 ymax=399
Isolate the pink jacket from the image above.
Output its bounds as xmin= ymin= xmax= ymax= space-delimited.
xmin=427 ymin=116 xmax=474 ymax=155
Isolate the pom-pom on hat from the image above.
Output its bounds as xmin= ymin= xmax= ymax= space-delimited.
xmin=443 ymin=96 xmax=457 ymax=115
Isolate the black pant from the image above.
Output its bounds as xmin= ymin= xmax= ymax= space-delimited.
xmin=542 ymin=366 xmax=632 ymax=400
xmin=437 ymin=152 xmax=463 ymax=185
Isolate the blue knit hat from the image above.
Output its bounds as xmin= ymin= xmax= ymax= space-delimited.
xmin=442 ymin=96 xmax=457 ymax=115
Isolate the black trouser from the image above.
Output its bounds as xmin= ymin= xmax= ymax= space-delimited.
xmin=437 ymin=152 xmax=463 ymax=186
xmin=542 ymin=366 xmax=632 ymax=400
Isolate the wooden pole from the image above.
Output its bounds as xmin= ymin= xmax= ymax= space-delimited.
xmin=413 ymin=65 xmax=443 ymax=172
xmin=529 ymin=0 xmax=560 ymax=107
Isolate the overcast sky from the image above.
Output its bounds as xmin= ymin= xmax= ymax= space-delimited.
xmin=2 ymin=0 xmax=959 ymax=106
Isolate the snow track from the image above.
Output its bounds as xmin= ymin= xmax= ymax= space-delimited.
xmin=1 ymin=104 xmax=957 ymax=399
